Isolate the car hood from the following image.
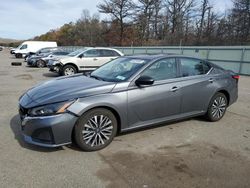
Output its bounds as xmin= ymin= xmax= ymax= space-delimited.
xmin=60 ymin=56 xmax=76 ymax=63
xmin=19 ymin=74 xmax=116 ymax=108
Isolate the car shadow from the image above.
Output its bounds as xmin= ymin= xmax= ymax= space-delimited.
xmin=117 ymin=116 xmax=211 ymax=137
xmin=10 ymin=114 xmax=64 ymax=152
xmin=43 ymin=72 xmax=60 ymax=78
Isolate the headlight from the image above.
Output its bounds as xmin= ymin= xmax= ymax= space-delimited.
xmin=52 ymin=60 xmax=60 ymax=65
xmin=28 ymin=100 xmax=74 ymax=116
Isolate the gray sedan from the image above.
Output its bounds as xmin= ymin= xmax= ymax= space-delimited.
xmin=19 ymin=55 xmax=239 ymax=151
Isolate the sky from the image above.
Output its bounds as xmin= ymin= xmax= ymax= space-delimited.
xmin=0 ymin=0 xmax=233 ymax=40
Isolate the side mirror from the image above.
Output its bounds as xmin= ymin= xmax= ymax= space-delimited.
xmin=78 ymin=54 xmax=84 ymax=58
xmin=135 ymin=75 xmax=154 ymax=86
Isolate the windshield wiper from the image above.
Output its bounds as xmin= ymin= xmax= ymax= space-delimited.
xmin=89 ymin=75 xmax=105 ymax=81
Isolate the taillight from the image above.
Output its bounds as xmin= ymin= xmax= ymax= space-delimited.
xmin=232 ymin=75 xmax=240 ymax=80
xmin=232 ymin=75 xmax=240 ymax=83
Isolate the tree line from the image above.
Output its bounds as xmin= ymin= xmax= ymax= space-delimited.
xmin=34 ymin=0 xmax=250 ymax=46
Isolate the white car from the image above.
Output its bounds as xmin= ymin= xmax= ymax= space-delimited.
xmin=47 ymin=47 xmax=124 ymax=76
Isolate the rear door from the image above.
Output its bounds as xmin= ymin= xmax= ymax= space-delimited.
xmin=100 ymin=49 xmax=121 ymax=63
xmin=127 ymin=58 xmax=182 ymax=127
xmin=177 ymin=57 xmax=215 ymax=114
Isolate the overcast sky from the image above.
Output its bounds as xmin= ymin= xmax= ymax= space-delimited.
xmin=0 ymin=0 xmax=233 ymax=40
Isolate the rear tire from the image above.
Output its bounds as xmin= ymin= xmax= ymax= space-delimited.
xmin=74 ymin=108 xmax=117 ymax=151
xmin=205 ymin=92 xmax=228 ymax=122
xmin=62 ymin=65 xmax=77 ymax=76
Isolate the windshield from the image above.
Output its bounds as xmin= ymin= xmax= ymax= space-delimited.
xmin=16 ymin=43 xmax=24 ymax=49
xmin=68 ymin=48 xmax=86 ymax=57
xmin=90 ymin=57 xmax=149 ymax=82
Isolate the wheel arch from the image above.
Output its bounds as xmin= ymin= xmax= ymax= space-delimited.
xmin=36 ymin=59 xmax=46 ymax=67
xmin=63 ymin=63 xmax=79 ymax=72
xmin=71 ymin=105 xmax=122 ymax=143
xmin=216 ymin=89 xmax=230 ymax=105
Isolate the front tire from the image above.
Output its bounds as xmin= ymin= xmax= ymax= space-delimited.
xmin=74 ymin=108 xmax=117 ymax=151
xmin=36 ymin=60 xmax=46 ymax=68
xmin=62 ymin=65 xmax=77 ymax=76
xmin=206 ymin=92 xmax=228 ymax=122
xmin=15 ymin=53 xmax=22 ymax=58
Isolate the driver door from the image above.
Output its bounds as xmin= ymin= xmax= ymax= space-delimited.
xmin=78 ymin=49 xmax=102 ymax=71
xmin=127 ymin=58 xmax=182 ymax=127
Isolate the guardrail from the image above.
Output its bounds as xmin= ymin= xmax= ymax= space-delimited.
xmin=60 ymin=46 xmax=250 ymax=75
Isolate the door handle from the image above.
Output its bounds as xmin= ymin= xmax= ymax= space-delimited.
xmin=208 ymin=78 xmax=214 ymax=83
xmin=93 ymin=58 xmax=98 ymax=61
xmin=170 ymin=86 xmax=179 ymax=92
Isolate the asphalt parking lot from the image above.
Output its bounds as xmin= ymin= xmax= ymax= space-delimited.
xmin=0 ymin=48 xmax=250 ymax=188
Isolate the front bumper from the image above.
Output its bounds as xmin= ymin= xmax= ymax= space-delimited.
xmin=27 ymin=59 xmax=37 ymax=66
xmin=20 ymin=113 xmax=78 ymax=147
xmin=48 ymin=64 xmax=61 ymax=73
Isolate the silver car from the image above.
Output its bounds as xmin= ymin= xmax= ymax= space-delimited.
xmin=19 ymin=55 xmax=239 ymax=151
xmin=47 ymin=47 xmax=124 ymax=76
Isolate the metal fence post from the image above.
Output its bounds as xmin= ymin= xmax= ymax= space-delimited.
xmin=206 ymin=48 xmax=210 ymax=60
xmin=239 ymin=48 xmax=245 ymax=74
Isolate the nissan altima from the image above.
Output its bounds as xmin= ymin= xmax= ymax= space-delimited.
xmin=18 ymin=55 xmax=239 ymax=151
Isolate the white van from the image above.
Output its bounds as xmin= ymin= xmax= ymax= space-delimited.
xmin=14 ymin=41 xmax=57 ymax=58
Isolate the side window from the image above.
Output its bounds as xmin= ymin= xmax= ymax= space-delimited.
xmin=20 ymin=44 xmax=27 ymax=50
xmin=54 ymin=51 xmax=68 ymax=55
xmin=83 ymin=49 xmax=100 ymax=57
xmin=180 ymin=58 xmax=210 ymax=77
xmin=61 ymin=52 xmax=69 ymax=55
xmin=141 ymin=58 xmax=177 ymax=81
xmin=101 ymin=50 xmax=120 ymax=57
xmin=40 ymin=49 xmax=50 ymax=53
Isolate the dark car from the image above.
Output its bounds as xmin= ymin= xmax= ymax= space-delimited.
xmin=27 ymin=50 xmax=69 ymax=68
xmin=18 ymin=55 xmax=239 ymax=151
xmin=37 ymin=51 xmax=70 ymax=67
xmin=24 ymin=47 xmax=58 ymax=60
xmin=25 ymin=47 xmax=58 ymax=62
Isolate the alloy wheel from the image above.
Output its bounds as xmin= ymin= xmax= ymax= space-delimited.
xmin=64 ymin=67 xmax=75 ymax=75
xmin=82 ymin=115 xmax=113 ymax=147
xmin=211 ymin=96 xmax=227 ymax=119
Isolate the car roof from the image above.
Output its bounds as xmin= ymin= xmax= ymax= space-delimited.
xmin=87 ymin=47 xmax=118 ymax=50
xmin=124 ymin=54 xmax=206 ymax=61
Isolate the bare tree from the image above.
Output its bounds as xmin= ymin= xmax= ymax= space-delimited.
xmin=98 ymin=0 xmax=135 ymax=45
xmin=164 ymin=0 xmax=196 ymax=44
xmin=196 ymin=0 xmax=209 ymax=44
xmin=231 ymin=0 xmax=250 ymax=44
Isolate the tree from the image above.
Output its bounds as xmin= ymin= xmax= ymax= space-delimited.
xmin=231 ymin=0 xmax=250 ymax=44
xmin=196 ymin=0 xmax=209 ymax=44
xmin=135 ymin=0 xmax=163 ymax=44
xmin=98 ymin=0 xmax=135 ymax=45
xmin=164 ymin=0 xmax=196 ymax=45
